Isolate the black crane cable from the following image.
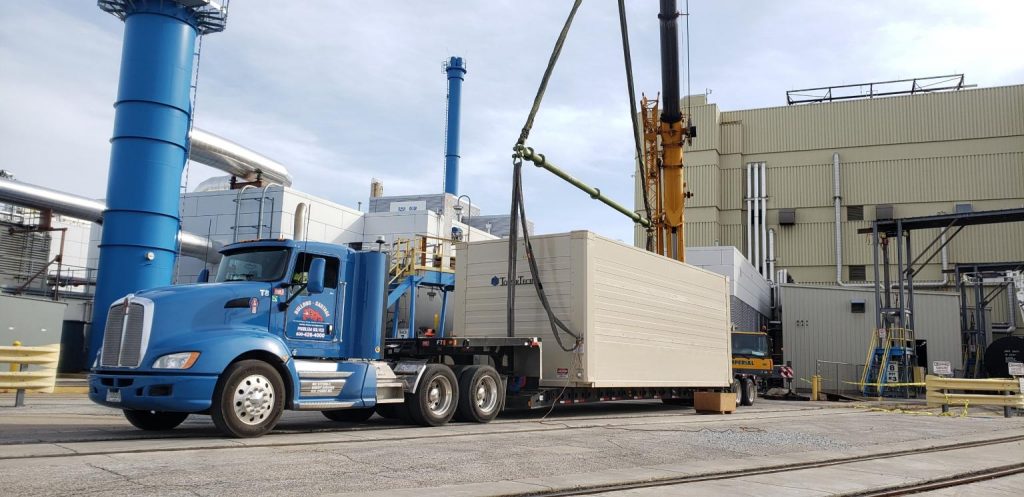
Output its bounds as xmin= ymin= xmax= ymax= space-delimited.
xmin=507 ymin=0 xmax=584 ymax=352
xmin=617 ymin=0 xmax=654 ymax=249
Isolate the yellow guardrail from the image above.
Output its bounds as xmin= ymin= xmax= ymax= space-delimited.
xmin=926 ymin=375 xmax=1023 ymax=418
xmin=0 ymin=343 xmax=61 ymax=405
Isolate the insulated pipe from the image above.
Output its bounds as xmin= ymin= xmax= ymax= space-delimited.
xmin=293 ymin=202 xmax=308 ymax=241
xmin=188 ymin=128 xmax=293 ymax=187
xmin=760 ymin=162 xmax=768 ymax=279
xmin=749 ymin=162 xmax=757 ymax=264
xmin=443 ymin=57 xmax=466 ymax=196
xmin=768 ymin=228 xmax=776 ymax=283
xmin=516 ymin=145 xmax=650 ymax=227
xmin=91 ymin=1 xmax=221 ymax=366
xmin=0 ymin=177 xmax=219 ymax=262
xmin=752 ymin=165 xmax=760 ymax=274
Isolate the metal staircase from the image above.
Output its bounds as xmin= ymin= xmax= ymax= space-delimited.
xmin=385 ymin=236 xmax=457 ymax=339
xmin=860 ymin=327 xmax=916 ymax=396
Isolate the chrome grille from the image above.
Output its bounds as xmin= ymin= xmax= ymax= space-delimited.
xmin=100 ymin=304 xmax=125 ymax=367
xmin=99 ymin=300 xmax=148 ymax=368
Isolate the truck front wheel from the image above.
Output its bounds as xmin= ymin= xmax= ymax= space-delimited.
xmin=211 ymin=359 xmax=285 ymax=438
xmin=730 ymin=380 xmax=742 ymax=407
xmin=741 ymin=378 xmax=757 ymax=406
xmin=455 ymin=365 xmax=503 ymax=423
xmin=123 ymin=409 xmax=188 ymax=431
xmin=406 ymin=364 xmax=459 ymax=427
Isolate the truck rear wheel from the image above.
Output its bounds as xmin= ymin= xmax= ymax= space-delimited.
xmin=211 ymin=359 xmax=285 ymax=438
xmin=322 ymin=407 xmax=375 ymax=423
xmin=406 ymin=364 xmax=459 ymax=427
xmin=454 ymin=365 xmax=503 ymax=423
xmin=123 ymin=409 xmax=189 ymax=431
xmin=741 ymin=378 xmax=757 ymax=406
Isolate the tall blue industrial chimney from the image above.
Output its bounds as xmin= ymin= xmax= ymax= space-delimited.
xmin=443 ymin=56 xmax=466 ymax=196
xmin=89 ymin=1 xmax=228 ymax=365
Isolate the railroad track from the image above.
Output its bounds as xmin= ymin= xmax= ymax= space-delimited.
xmin=0 ymin=404 xmax=840 ymax=450
xmin=510 ymin=435 xmax=1024 ymax=497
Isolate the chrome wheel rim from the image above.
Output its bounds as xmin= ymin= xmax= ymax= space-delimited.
xmin=425 ymin=375 xmax=453 ymax=416
xmin=475 ymin=375 xmax=500 ymax=414
xmin=233 ymin=374 xmax=275 ymax=425
xmin=731 ymin=381 xmax=742 ymax=407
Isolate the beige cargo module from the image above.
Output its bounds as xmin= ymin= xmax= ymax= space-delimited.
xmin=453 ymin=231 xmax=733 ymax=389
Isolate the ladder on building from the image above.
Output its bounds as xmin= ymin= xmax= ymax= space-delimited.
xmin=860 ymin=327 xmax=916 ymax=396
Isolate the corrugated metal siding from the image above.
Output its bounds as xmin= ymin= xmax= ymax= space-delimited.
xmin=780 ymin=285 xmax=962 ymax=383
xmin=768 ymin=164 xmax=832 ymax=208
xmin=721 ymin=122 xmax=742 ymax=155
xmin=686 ymin=164 xmax=718 ymax=207
xmin=773 ymin=222 xmax=835 ymax=266
xmin=720 ymin=224 xmax=743 ymax=250
xmin=685 ymin=221 xmax=718 ymax=247
xmin=720 ymin=168 xmax=744 ymax=211
xmin=0 ymin=221 xmax=51 ymax=288
xmin=686 ymin=103 xmax=721 ymax=153
xmin=726 ymin=85 xmax=1024 ymax=154
xmin=843 ymin=153 xmax=1024 ymax=205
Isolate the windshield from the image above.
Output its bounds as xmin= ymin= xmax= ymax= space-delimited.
xmin=732 ymin=333 xmax=769 ymax=357
xmin=215 ymin=248 xmax=291 ymax=282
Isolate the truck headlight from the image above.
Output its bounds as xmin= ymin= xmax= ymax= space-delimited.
xmin=153 ymin=352 xmax=200 ymax=369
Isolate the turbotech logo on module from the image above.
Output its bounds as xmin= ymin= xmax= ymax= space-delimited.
xmin=490 ymin=275 xmax=534 ymax=286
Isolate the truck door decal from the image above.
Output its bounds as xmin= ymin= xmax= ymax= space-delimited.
xmin=283 ymin=253 xmax=342 ymax=344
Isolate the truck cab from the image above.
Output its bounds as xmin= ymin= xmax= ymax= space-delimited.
xmin=89 ymin=239 xmax=409 ymax=437
xmin=730 ymin=330 xmax=773 ymax=406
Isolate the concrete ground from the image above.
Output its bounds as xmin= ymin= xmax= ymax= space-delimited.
xmin=0 ymin=394 xmax=1021 ymax=496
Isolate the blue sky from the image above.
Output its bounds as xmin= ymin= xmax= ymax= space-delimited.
xmin=1 ymin=1 xmax=1021 ymax=243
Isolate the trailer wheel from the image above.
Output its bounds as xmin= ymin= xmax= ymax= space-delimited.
xmin=741 ymin=377 xmax=757 ymax=406
xmin=730 ymin=380 xmax=742 ymax=407
xmin=322 ymin=407 xmax=375 ymax=423
xmin=123 ymin=410 xmax=189 ymax=431
xmin=454 ymin=365 xmax=503 ymax=423
xmin=211 ymin=359 xmax=285 ymax=438
xmin=406 ymin=364 xmax=459 ymax=427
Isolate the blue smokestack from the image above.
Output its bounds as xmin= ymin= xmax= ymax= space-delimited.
xmin=89 ymin=1 xmax=227 ymax=365
xmin=443 ymin=56 xmax=466 ymax=196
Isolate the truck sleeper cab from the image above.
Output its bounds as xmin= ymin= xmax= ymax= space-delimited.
xmin=89 ymin=240 xmax=535 ymax=437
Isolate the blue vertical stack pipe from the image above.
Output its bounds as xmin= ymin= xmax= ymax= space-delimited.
xmin=443 ymin=56 xmax=467 ymax=196
xmin=89 ymin=1 xmax=226 ymax=365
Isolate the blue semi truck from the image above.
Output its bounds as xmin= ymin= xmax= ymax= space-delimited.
xmin=89 ymin=237 xmax=727 ymax=437
xmin=89 ymin=239 xmax=540 ymax=437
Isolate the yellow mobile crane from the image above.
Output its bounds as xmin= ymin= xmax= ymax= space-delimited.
xmin=643 ymin=0 xmax=694 ymax=263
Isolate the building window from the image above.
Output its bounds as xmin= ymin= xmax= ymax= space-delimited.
xmin=955 ymin=203 xmax=973 ymax=214
xmin=847 ymin=205 xmax=864 ymax=221
xmin=850 ymin=300 xmax=866 ymax=313
xmin=849 ymin=265 xmax=866 ymax=281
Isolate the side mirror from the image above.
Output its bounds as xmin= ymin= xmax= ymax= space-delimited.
xmin=197 ymin=268 xmax=210 ymax=283
xmin=307 ymin=258 xmax=326 ymax=294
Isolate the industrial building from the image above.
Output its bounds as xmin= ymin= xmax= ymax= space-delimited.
xmin=637 ymin=83 xmax=1022 ymax=294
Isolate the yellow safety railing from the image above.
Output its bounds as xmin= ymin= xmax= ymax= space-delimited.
xmin=389 ymin=235 xmax=457 ymax=284
xmin=0 ymin=342 xmax=61 ymax=406
xmin=926 ymin=375 xmax=1023 ymax=418
xmin=860 ymin=327 xmax=915 ymax=394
